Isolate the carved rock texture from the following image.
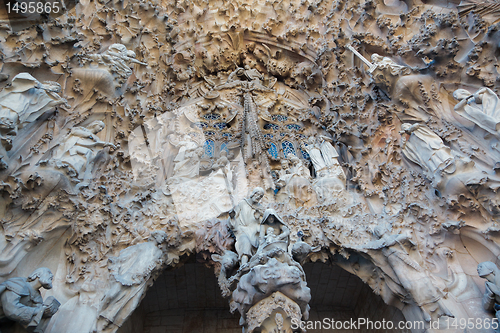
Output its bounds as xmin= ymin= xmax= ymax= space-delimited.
xmin=0 ymin=0 xmax=500 ymax=331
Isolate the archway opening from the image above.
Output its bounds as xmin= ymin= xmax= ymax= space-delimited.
xmin=303 ymin=262 xmax=409 ymax=332
xmin=119 ymin=258 xmax=408 ymax=333
xmin=117 ymin=255 xmax=238 ymax=333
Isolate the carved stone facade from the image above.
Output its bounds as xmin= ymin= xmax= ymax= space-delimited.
xmin=1 ymin=0 xmax=500 ymax=332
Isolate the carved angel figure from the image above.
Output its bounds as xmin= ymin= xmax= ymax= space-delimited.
xmin=366 ymin=54 xmax=411 ymax=96
xmin=0 ymin=73 xmax=66 ymax=144
xmin=401 ymin=123 xmax=454 ymax=176
xmin=87 ymin=44 xmax=146 ymax=83
xmin=52 ymin=121 xmax=115 ymax=180
xmin=170 ymin=135 xmax=203 ymax=180
xmin=352 ymin=226 xmax=453 ymax=322
xmin=0 ymin=268 xmax=59 ymax=332
xmin=454 ymin=88 xmax=500 ymax=135
xmin=98 ymin=231 xmax=166 ymax=331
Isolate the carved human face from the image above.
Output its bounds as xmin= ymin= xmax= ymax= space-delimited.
xmin=400 ymin=123 xmax=411 ymax=132
xmin=127 ymin=50 xmax=136 ymax=58
xmin=39 ymin=272 xmax=54 ymax=289
xmin=88 ymin=121 xmax=105 ymax=134
xmin=373 ymin=226 xmax=387 ymax=238
xmin=453 ymin=89 xmax=471 ymax=101
xmin=371 ymin=54 xmax=383 ymax=63
xmin=477 ymin=262 xmax=495 ymax=279
xmin=152 ymin=231 xmax=166 ymax=244
xmin=251 ymin=190 xmax=264 ymax=202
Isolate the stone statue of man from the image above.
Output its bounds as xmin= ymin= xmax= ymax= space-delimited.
xmin=0 ymin=267 xmax=59 ymax=332
xmin=228 ymin=187 xmax=265 ymax=265
xmin=478 ymin=261 xmax=500 ymax=322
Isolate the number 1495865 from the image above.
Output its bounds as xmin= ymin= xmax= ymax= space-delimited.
xmin=6 ymin=1 xmax=60 ymax=14
xmin=443 ymin=317 xmax=498 ymax=330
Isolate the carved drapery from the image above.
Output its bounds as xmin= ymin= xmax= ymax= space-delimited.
xmin=1 ymin=0 xmax=500 ymax=332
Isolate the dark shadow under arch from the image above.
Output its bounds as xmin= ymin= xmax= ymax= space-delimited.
xmin=118 ymin=258 xmax=408 ymax=333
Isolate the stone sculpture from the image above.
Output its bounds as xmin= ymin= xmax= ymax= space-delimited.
xmin=172 ymin=144 xmax=204 ymax=180
xmin=0 ymin=73 xmax=66 ymax=167
xmin=348 ymin=47 xmax=410 ymax=93
xmin=231 ymin=258 xmax=311 ymax=329
xmin=276 ymin=158 xmax=292 ymax=190
xmin=298 ymin=136 xmax=346 ymax=205
xmin=214 ymin=66 xmax=276 ymax=188
xmin=258 ymin=209 xmax=290 ymax=248
xmin=226 ymin=209 xmax=311 ymax=333
xmin=87 ymin=44 xmax=147 ymax=84
xmin=478 ymin=261 xmax=500 ymax=324
xmin=454 ymin=88 xmax=500 ymax=135
xmin=348 ymin=46 xmax=436 ymax=121
xmin=98 ymin=231 xmax=167 ymax=332
xmin=400 ymin=121 xmax=500 ymax=216
xmin=0 ymin=268 xmax=59 ymax=332
xmin=228 ymin=188 xmax=265 ymax=266
xmin=400 ymin=123 xmax=454 ymax=176
xmin=4 ymin=0 xmax=500 ymax=331
xmin=301 ymin=136 xmax=344 ymax=180
xmin=291 ymin=231 xmax=321 ymax=265
xmin=0 ymin=73 xmax=66 ymax=136
xmin=301 ymin=136 xmax=325 ymax=174
xmin=212 ymin=250 xmax=239 ymax=297
xmin=318 ymin=136 xmax=340 ymax=168
xmin=371 ymin=54 xmax=411 ymax=77
xmin=276 ymin=155 xmax=317 ymax=208
xmin=288 ymin=155 xmax=311 ymax=179
xmin=352 ymin=226 xmax=453 ymax=322
xmin=52 ymin=121 xmax=115 ymax=180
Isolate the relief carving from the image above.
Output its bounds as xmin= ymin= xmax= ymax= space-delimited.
xmin=220 ymin=199 xmax=311 ymax=332
xmin=348 ymin=226 xmax=453 ymax=322
xmin=454 ymin=88 xmax=500 ymax=136
xmin=0 ymin=268 xmax=59 ymax=333
xmin=1 ymin=0 xmax=500 ymax=331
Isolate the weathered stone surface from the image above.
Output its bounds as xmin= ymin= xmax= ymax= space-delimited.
xmin=1 ymin=0 xmax=500 ymax=331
